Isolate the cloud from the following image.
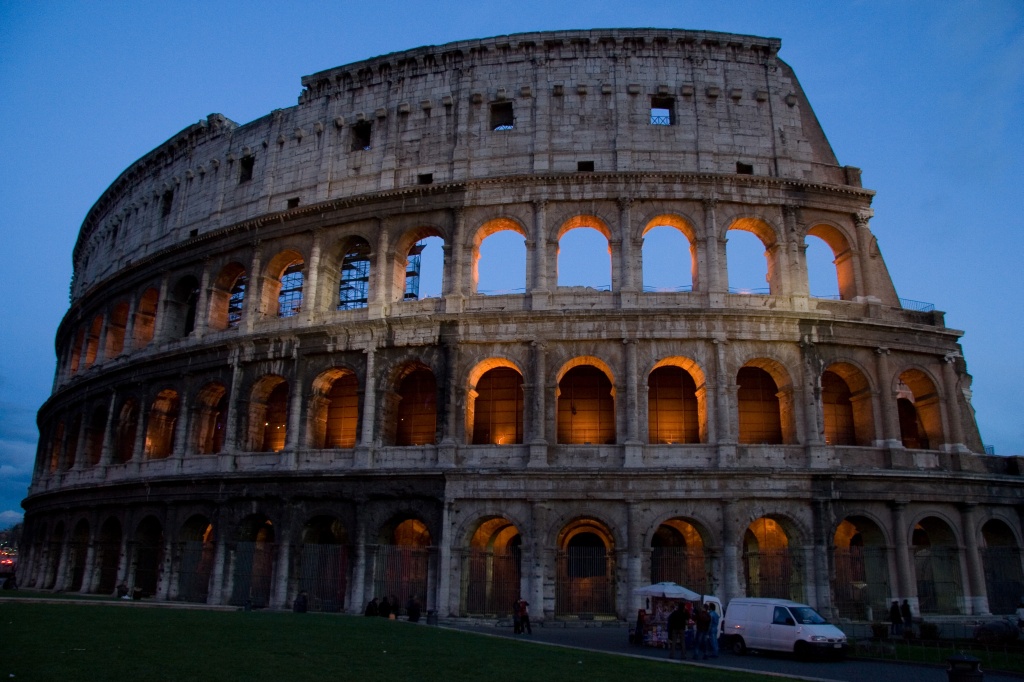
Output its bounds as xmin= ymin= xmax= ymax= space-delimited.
xmin=0 ymin=509 xmax=24 ymax=529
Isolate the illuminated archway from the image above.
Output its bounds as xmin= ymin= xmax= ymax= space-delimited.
xmin=462 ymin=516 xmax=522 ymax=615
xmin=555 ymin=518 xmax=616 ymax=616
xmin=373 ymin=516 xmax=433 ymax=616
xmin=743 ymin=516 xmax=802 ymax=601
xmin=832 ymin=516 xmax=890 ymax=619
xmin=176 ymin=515 xmax=214 ymax=603
xmin=297 ymin=515 xmax=350 ymax=612
xmin=650 ymin=518 xmax=711 ymax=593
xmin=228 ymin=515 xmax=275 ymax=608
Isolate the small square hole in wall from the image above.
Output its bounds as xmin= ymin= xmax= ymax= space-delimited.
xmin=736 ymin=162 xmax=754 ymax=175
xmin=189 ymin=229 xmax=199 ymax=238
xmin=577 ymin=161 xmax=595 ymax=172
xmin=417 ymin=173 xmax=434 ymax=185
xmin=650 ymin=96 xmax=675 ymax=125
xmin=287 ymin=197 xmax=300 ymax=209
xmin=239 ymin=155 xmax=255 ymax=183
xmin=490 ymin=101 xmax=514 ymax=131
xmin=351 ymin=121 xmax=372 ymax=151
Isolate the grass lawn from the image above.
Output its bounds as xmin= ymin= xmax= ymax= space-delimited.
xmin=0 ymin=600 xmax=794 ymax=682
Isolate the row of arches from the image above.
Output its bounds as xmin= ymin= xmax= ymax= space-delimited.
xmin=62 ymin=207 xmax=872 ymax=380
xmin=41 ymin=353 xmax=950 ymax=473
xmin=21 ymin=506 xmax=1023 ymax=618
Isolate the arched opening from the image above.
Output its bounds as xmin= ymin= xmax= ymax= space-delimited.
xmin=68 ymin=328 xmax=84 ymax=375
xmin=105 ymin=301 xmax=129 ymax=357
xmin=261 ymin=250 xmax=305 ymax=319
xmin=394 ymin=367 xmax=437 ymax=446
xmin=823 ymin=363 xmax=875 ymax=446
xmin=743 ymin=517 xmax=801 ymax=601
xmin=133 ymin=288 xmax=159 ymax=348
xmin=402 ymin=236 xmax=444 ymax=301
xmin=337 ymin=237 xmax=372 ymax=310
xmin=64 ymin=414 xmax=81 ymax=470
xmin=557 ymin=364 xmax=615 ymax=445
xmin=737 ymin=366 xmax=783 ymax=445
xmin=372 ymin=517 xmax=433 ymax=616
xmin=650 ymin=519 xmax=711 ymax=593
xmin=297 ymin=516 xmax=350 ymax=612
xmin=83 ymin=315 xmax=103 ymax=368
xmin=247 ymin=376 xmax=288 ymax=453
xmin=556 ymin=519 xmax=615 ymax=617
xmin=726 ymin=219 xmax=775 ymax=294
xmin=648 ymin=365 xmax=700 ymax=444
xmin=193 ymin=383 xmax=228 ymax=455
xmin=557 ymin=221 xmax=611 ymax=290
xmin=470 ymin=367 xmax=524 ymax=445
xmin=48 ymin=420 xmax=64 ymax=472
xmin=166 ymin=275 xmax=201 ymax=338
xmin=228 ymin=515 xmax=275 ymax=608
xmin=832 ymin=517 xmax=890 ymax=620
xmin=642 ymin=216 xmax=696 ymax=292
xmin=68 ymin=519 xmax=90 ymax=592
xmin=309 ymin=369 xmax=360 ymax=449
xmin=806 ymin=224 xmax=855 ymax=300
xmin=133 ymin=516 xmax=164 ymax=598
xmin=43 ymin=522 xmax=65 ymax=589
xmin=177 ymin=515 xmax=214 ymax=604
xmin=84 ymin=405 xmax=107 ymax=466
xmin=897 ymin=369 xmax=943 ymax=450
xmin=95 ymin=517 xmax=122 ymax=595
xmin=980 ymin=519 xmax=1023 ymax=614
xmin=462 ymin=516 xmax=522 ymax=616
xmin=144 ymin=389 xmax=180 ymax=459
xmin=475 ymin=224 xmax=527 ymax=294
xmin=913 ymin=517 xmax=963 ymax=614
xmin=209 ymin=262 xmax=247 ymax=330
xmin=114 ymin=399 xmax=139 ymax=464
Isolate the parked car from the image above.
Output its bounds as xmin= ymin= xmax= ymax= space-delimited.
xmin=721 ymin=597 xmax=847 ymax=659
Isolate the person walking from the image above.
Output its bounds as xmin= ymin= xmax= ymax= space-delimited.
xmin=889 ymin=600 xmax=903 ymax=636
xmin=667 ymin=602 xmax=687 ymax=660
xmin=707 ymin=602 xmax=721 ymax=657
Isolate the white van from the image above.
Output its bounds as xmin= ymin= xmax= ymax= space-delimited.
xmin=721 ymin=598 xmax=847 ymax=659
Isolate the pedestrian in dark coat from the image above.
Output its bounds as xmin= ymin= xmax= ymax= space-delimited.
xmin=900 ymin=600 xmax=913 ymax=636
xmin=888 ymin=601 xmax=902 ymax=636
xmin=364 ymin=597 xmax=379 ymax=616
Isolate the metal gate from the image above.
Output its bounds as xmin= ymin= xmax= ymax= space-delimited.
xmin=228 ymin=541 xmax=275 ymax=607
xmin=555 ymin=547 xmax=615 ymax=616
xmin=461 ymin=548 xmax=521 ymax=616
xmin=68 ymin=540 xmax=87 ymax=591
xmin=176 ymin=540 xmax=214 ymax=603
xmin=297 ymin=543 xmax=350 ymax=612
xmin=914 ymin=547 xmax=963 ymax=615
xmin=982 ymin=546 xmax=1023 ymax=614
xmin=650 ymin=547 xmax=710 ymax=594
xmin=832 ymin=547 xmax=890 ymax=620
xmin=95 ymin=540 xmax=122 ymax=595
xmin=742 ymin=549 xmax=802 ymax=601
xmin=370 ymin=545 xmax=433 ymax=615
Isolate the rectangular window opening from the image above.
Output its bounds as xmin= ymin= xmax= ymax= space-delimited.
xmin=417 ymin=173 xmax=434 ymax=185
xmin=161 ymin=190 xmax=174 ymax=217
xmin=490 ymin=101 xmax=514 ymax=131
xmin=736 ymin=162 xmax=754 ymax=175
xmin=650 ymin=96 xmax=675 ymax=126
xmin=239 ymin=155 xmax=255 ymax=183
xmin=189 ymin=229 xmax=199 ymax=238
xmin=351 ymin=121 xmax=372 ymax=151
xmin=577 ymin=161 xmax=595 ymax=172
xmin=286 ymin=197 xmax=300 ymax=209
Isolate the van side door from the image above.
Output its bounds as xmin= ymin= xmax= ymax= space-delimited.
xmin=768 ymin=606 xmax=798 ymax=652
xmin=745 ymin=604 xmax=772 ymax=649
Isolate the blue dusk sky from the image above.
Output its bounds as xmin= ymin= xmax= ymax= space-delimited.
xmin=1 ymin=1 xmax=1021 ymax=527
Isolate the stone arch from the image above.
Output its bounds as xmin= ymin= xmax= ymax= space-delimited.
xmin=555 ymin=516 xmax=617 ymax=617
xmin=896 ymin=367 xmax=944 ymax=450
xmin=330 ymin=235 xmax=374 ymax=311
xmin=556 ymin=357 xmax=616 ymax=445
xmin=461 ymin=514 xmax=524 ymax=616
xmin=63 ymin=413 xmax=81 ymax=470
xmin=296 ymin=515 xmax=351 ymax=612
xmin=144 ymin=388 xmax=180 ymax=459
xmin=165 ymin=274 xmax=201 ymax=339
xmin=208 ymin=261 xmax=247 ymax=330
xmin=133 ymin=287 xmax=159 ymax=349
xmin=247 ymin=374 xmax=289 ymax=452
xmin=556 ymin=214 xmax=613 ymax=289
xmin=308 ymin=367 xmax=360 ymax=449
xmin=105 ymin=300 xmax=129 ymax=357
xmin=95 ymin=516 xmax=122 ymax=595
xmin=381 ymin=362 xmax=437 ymax=447
xmin=822 ymin=361 xmax=875 ymax=446
xmin=113 ymin=398 xmax=139 ymax=464
xmin=806 ymin=222 xmax=856 ymax=300
xmin=466 ymin=358 xmax=524 ymax=446
xmin=648 ymin=357 xmax=708 ymax=444
xmin=262 ymin=248 xmax=306 ymax=318
xmin=84 ymin=403 xmax=107 ymax=466
xmin=832 ymin=515 xmax=891 ymax=620
xmin=649 ymin=517 xmax=714 ymax=593
xmin=193 ymin=382 xmax=228 ymax=455
xmin=43 ymin=520 xmax=66 ymax=589
xmin=742 ymin=515 xmax=803 ymax=601
xmin=68 ymin=327 xmax=84 ymax=376
xmin=912 ymin=515 xmax=963 ymax=614
xmin=228 ymin=514 xmax=275 ymax=608
xmin=373 ymin=514 xmax=434 ymax=616
xmin=132 ymin=515 xmax=164 ymax=598
xmin=980 ymin=518 xmax=1023 ymax=614
xmin=47 ymin=419 xmax=65 ymax=473
xmin=68 ymin=517 xmax=91 ymax=592
xmin=393 ymin=224 xmax=446 ymax=303
xmin=641 ymin=213 xmax=699 ymax=292
xmin=176 ymin=514 xmax=214 ymax=603
xmin=472 ymin=216 xmax=528 ymax=294
xmin=726 ymin=216 xmax=782 ymax=295
xmin=737 ymin=358 xmax=796 ymax=445
xmin=83 ymin=314 xmax=103 ymax=368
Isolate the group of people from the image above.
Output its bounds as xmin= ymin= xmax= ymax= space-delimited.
xmin=664 ymin=601 xmax=720 ymax=660
xmin=363 ymin=595 xmax=421 ymax=621
xmin=512 ymin=597 xmax=531 ymax=634
xmin=887 ymin=599 xmax=914 ymax=637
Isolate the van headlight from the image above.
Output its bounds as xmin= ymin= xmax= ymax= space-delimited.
xmin=809 ymin=636 xmax=829 ymax=642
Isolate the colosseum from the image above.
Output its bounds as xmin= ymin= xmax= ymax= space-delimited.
xmin=20 ymin=29 xmax=1023 ymax=624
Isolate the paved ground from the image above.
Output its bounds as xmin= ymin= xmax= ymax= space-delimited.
xmin=444 ymin=621 xmax=1022 ymax=682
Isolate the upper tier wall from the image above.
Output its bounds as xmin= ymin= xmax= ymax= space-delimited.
xmin=71 ymin=28 xmax=851 ymax=301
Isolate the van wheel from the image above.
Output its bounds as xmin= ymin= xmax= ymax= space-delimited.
xmin=731 ymin=637 xmax=746 ymax=655
xmin=794 ymin=641 xmax=810 ymax=659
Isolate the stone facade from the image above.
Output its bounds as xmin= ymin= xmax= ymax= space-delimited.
xmin=22 ymin=29 xmax=1022 ymax=624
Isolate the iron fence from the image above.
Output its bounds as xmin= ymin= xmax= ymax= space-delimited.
xmin=296 ymin=543 xmax=350 ymax=612
xmin=555 ymin=547 xmax=615 ymax=616
xmin=461 ymin=548 xmax=521 ymax=616
xmin=832 ymin=547 xmax=891 ymax=621
xmin=228 ymin=541 xmax=275 ymax=607
xmin=369 ymin=544 xmax=434 ymax=616
xmin=649 ymin=547 xmax=710 ymax=594
xmin=742 ymin=549 xmax=802 ymax=601
xmin=914 ymin=547 xmax=964 ymax=615
xmin=176 ymin=540 xmax=214 ymax=603
xmin=982 ymin=546 xmax=1024 ymax=615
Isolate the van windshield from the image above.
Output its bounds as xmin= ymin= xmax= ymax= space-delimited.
xmin=789 ymin=607 xmax=827 ymax=624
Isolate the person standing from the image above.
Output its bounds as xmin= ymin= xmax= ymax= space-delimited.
xmin=513 ymin=598 xmax=523 ymax=634
xmin=517 ymin=598 xmax=532 ymax=635
xmin=707 ymin=602 xmax=721 ymax=657
xmin=693 ymin=603 xmax=712 ymax=660
xmin=889 ymin=600 xmax=903 ymax=636
xmin=667 ymin=602 xmax=687 ymax=660
xmin=900 ymin=600 xmax=913 ymax=637
xmin=364 ymin=597 xmax=379 ymax=616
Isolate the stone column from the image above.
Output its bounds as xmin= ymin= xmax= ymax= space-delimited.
xmin=355 ymin=347 xmax=378 ymax=468
xmin=811 ymin=500 xmax=833 ymax=613
xmin=171 ymin=387 xmax=190 ymax=460
xmin=530 ymin=501 xmax=549 ymax=621
xmin=98 ymin=392 xmax=119 ymax=467
xmin=720 ymin=499 xmax=742 ymax=603
xmin=942 ymin=353 xmax=968 ymax=452
xmin=242 ymin=244 xmax=262 ymax=333
xmin=300 ymin=230 xmax=323 ymax=324
xmin=152 ymin=272 xmax=171 ymax=343
xmin=284 ymin=352 xmax=304 ymax=459
xmin=713 ymin=337 xmax=735 ymax=466
xmin=959 ymin=503 xmax=989 ymax=615
xmin=875 ymin=348 xmax=902 ymax=447
xmin=349 ymin=510 xmax=368 ymax=614
xmin=702 ymin=198 xmax=726 ymax=297
xmin=436 ymin=501 xmax=454 ymax=616
xmin=79 ymin=529 xmax=97 ymax=594
xmin=528 ymin=342 xmax=548 ymax=468
xmin=71 ymin=415 xmax=88 ymax=471
xmin=369 ymin=218 xmax=391 ymax=318
xmin=272 ymin=532 xmax=291 ymax=609
xmin=783 ymin=205 xmax=809 ymax=298
xmin=623 ymin=339 xmax=643 ymax=467
xmin=193 ymin=258 xmax=213 ymax=338
xmin=529 ymin=200 xmax=550 ymax=309
xmin=627 ymin=501 xmax=643 ymax=610
xmin=445 ymin=208 xmax=467 ymax=313
xmin=616 ymin=197 xmax=637 ymax=305
xmin=889 ymin=502 xmax=917 ymax=612
xmin=207 ymin=529 xmax=228 ymax=605
xmin=854 ymin=211 xmax=874 ymax=300
xmin=122 ymin=293 xmax=139 ymax=353
xmin=222 ymin=349 xmax=243 ymax=455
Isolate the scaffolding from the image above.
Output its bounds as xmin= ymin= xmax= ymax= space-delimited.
xmin=338 ymin=247 xmax=370 ymax=310
xmin=404 ymin=242 xmax=424 ymax=301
